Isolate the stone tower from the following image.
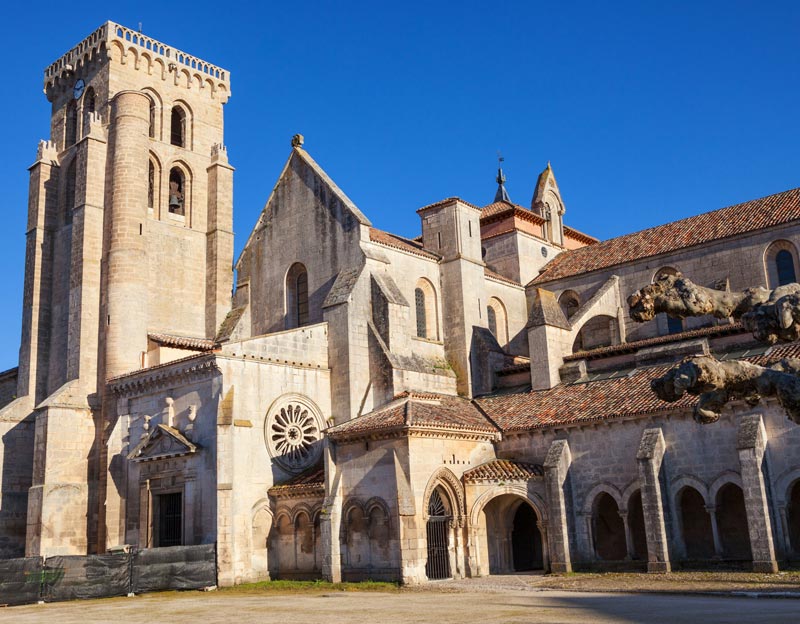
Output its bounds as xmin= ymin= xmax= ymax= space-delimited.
xmin=20 ymin=22 xmax=233 ymax=556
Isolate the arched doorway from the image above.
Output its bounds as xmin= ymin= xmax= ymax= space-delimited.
xmin=592 ymin=492 xmax=626 ymax=561
xmin=788 ymin=480 xmax=800 ymax=556
xmin=678 ymin=487 xmax=714 ymax=560
xmin=425 ymin=489 xmax=451 ymax=580
xmin=475 ymin=492 xmax=545 ymax=575
xmin=511 ymin=503 xmax=543 ymax=571
xmin=628 ymin=491 xmax=648 ymax=561
xmin=716 ymin=483 xmax=752 ymax=561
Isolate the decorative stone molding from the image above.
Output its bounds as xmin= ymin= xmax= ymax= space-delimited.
xmin=107 ymin=354 xmax=219 ymax=397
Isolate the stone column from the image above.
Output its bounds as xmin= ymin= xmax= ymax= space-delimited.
xmin=737 ymin=414 xmax=779 ymax=573
xmin=205 ymin=144 xmax=234 ymax=339
xmin=543 ymin=439 xmax=573 ymax=572
xmin=320 ymin=440 xmax=342 ymax=582
xmin=104 ymin=90 xmax=151 ymax=378
xmin=705 ymin=505 xmax=723 ymax=557
xmin=636 ymin=428 xmax=671 ymax=572
xmin=619 ymin=510 xmax=633 ymax=560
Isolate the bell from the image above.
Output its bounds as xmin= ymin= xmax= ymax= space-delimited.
xmin=169 ymin=194 xmax=182 ymax=208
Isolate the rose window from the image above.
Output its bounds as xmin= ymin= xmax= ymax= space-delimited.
xmin=265 ymin=397 xmax=323 ymax=472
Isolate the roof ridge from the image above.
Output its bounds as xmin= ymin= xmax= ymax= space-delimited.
xmin=533 ymin=187 xmax=800 ymax=284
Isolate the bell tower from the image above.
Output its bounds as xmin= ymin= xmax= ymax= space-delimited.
xmin=20 ymin=22 xmax=233 ymax=556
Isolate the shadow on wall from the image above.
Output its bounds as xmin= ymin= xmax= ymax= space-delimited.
xmin=0 ymin=417 xmax=35 ymax=558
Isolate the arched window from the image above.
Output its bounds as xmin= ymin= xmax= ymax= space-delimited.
xmin=149 ymin=98 xmax=156 ymax=139
xmin=64 ymin=158 xmax=76 ymax=226
xmin=148 ymin=159 xmax=157 ymax=209
xmin=65 ymin=100 xmax=78 ymax=147
xmin=765 ymin=240 xmax=799 ymax=288
xmin=653 ymin=267 xmax=683 ymax=335
xmin=286 ymin=262 xmax=310 ymax=329
xmin=170 ymin=105 xmax=186 ymax=147
xmin=414 ymin=279 xmax=439 ymax=340
xmin=777 ymin=250 xmax=797 ymax=285
xmin=168 ymin=167 xmax=185 ymax=215
xmin=591 ymin=492 xmax=626 ymax=561
xmin=82 ymin=87 xmax=95 ymax=136
xmin=558 ymin=290 xmax=580 ymax=320
xmin=415 ymin=288 xmax=427 ymax=338
xmin=486 ymin=297 xmax=508 ymax=347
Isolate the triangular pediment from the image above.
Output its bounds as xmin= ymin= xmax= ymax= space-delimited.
xmin=127 ymin=424 xmax=197 ymax=462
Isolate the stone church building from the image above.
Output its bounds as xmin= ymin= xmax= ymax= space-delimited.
xmin=0 ymin=22 xmax=799 ymax=585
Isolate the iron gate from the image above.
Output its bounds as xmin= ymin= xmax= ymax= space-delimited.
xmin=425 ymin=489 xmax=451 ymax=580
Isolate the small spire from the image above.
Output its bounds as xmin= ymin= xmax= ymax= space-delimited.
xmin=494 ymin=153 xmax=511 ymax=203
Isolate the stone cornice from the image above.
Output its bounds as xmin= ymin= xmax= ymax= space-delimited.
xmin=107 ymin=353 xmax=219 ymax=397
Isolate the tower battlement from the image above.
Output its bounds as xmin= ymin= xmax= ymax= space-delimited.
xmin=44 ymin=21 xmax=230 ymax=96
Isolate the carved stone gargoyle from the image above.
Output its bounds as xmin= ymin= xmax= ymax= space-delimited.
xmin=627 ymin=273 xmax=800 ymax=424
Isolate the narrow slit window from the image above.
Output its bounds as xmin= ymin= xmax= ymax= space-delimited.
xmin=171 ymin=106 xmax=186 ymax=147
xmin=415 ymin=288 xmax=427 ymax=338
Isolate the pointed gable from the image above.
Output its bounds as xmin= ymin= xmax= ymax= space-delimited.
xmin=531 ymin=162 xmax=565 ymax=217
xmin=127 ymin=424 xmax=197 ymax=462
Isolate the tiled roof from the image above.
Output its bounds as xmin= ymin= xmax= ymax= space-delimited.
xmin=532 ymin=188 xmax=800 ymax=285
xmin=481 ymin=201 xmax=546 ymax=224
xmin=563 ymin=225 xmax=599 ymax=245
xmin=326 ymin=391 xmax=498 ymax=439
xmin=148 ymin=333 xmax=217 ymax=351
xmin=463 ymin=459 xmax=543 ymax=483
xmin=484 ymin=267 xmax=522 ymax=287
xmin=268 ymin=464 xmax=325 ymax=498
xmin=369 ymin=228 xmax=440 ymax=260
xmin=563 ymin=323 xmax=747 ymax=361
xmin=477 ymin=365 xmax=696 ymax=432
xmin=479 ymin=340 xmax=800 ymax=432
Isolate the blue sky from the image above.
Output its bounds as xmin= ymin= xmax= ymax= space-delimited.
xmin=0 ymin=1 xmax=798 ymax=370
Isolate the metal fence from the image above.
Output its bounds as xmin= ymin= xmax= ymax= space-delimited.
xmin=0 ymin=543 xmax=216 ymax=607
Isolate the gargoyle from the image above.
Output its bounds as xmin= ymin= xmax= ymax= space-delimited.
xmin=628 ymin=273 xmax=800 ymax=344
xmin=652 ymin=356 xmax=800 ymax=424
xmin=627 ymin=273 xmax=800 ymax=424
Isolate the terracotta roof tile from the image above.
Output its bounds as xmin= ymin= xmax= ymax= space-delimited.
xmin=463 ymin=459 xmax=543 ymax=483
xmin=148 ymin=333 xmax=217 ymax=351
xmin=268 ymin=464 xmax=325 ymax=498
xmin=563 ymin=225 xmax=599 ymax=245
xmin=480 ymin=340 xmax=800 ymax=432
xmin=369 ymin=228 xmax=440 ymax=260
xmin=532 ymin=188 xmax=800 ymax=285
xmin=481 ymin=201 xmax=546 ymax=225
xmin=477 ymin=365 xmax=696 ymax=432
xmin=327 ymin=392 xmax=498 ymax=439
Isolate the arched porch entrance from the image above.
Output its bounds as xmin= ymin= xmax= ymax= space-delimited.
xmin=425 ymin=488 xmax=452 ymax=580
xmin=473 ymin=492 xmax=546 ymax=574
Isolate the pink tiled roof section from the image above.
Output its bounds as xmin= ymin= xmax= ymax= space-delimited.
xmin=481 ymin=201 xmax=546 ymax=223
xmin=532 ymin=188 xmax=800 ymax=285
xmin=463 ymin=459 xmax=543 ymax=483
xmin=369 ymin=228 xmax=440 ymax=260
xmin=327 ymin=392 xmax=498 ymax=438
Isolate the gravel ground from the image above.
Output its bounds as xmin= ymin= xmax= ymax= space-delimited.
xmin=4 ymin=584 xmax=800 ymax=624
